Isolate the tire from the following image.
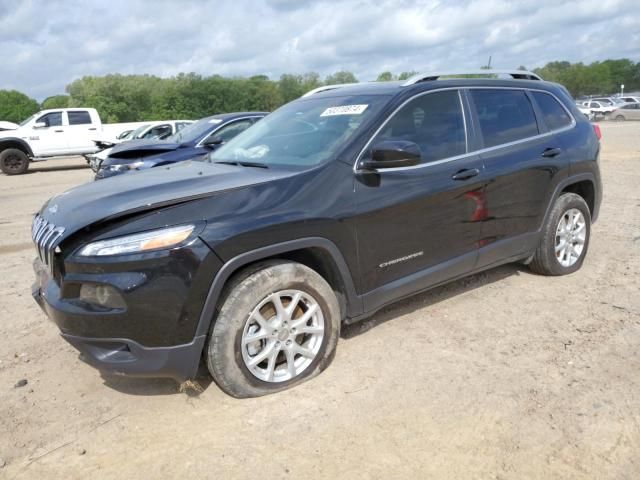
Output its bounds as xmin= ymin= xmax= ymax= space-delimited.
xmin=0 ymin=148 xmax=29 ymax=175
xmin=615 ymin=115 xmax=625 ymax=121
xmin=529 ymin=193 xmax=591 ymax=276
xmin=206 ymin=260 xmax=340 ymax=398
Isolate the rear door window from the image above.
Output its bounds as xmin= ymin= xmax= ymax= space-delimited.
xmin=531 ymin=92 xmax=573 ymax=131
xmin=68 ymin=111 xmax=92 ymax=125
xmin=374 ymin=90 xmax=466 ymax=163
xmin=470 ymin=89 xmax=539 ymax=148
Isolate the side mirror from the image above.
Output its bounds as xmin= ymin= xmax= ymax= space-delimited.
xmin=203 ymin=136 xmax=224 ymax=147
xmin=33 ymin=122 xmax=47 ymax=129
xmin=359 ymin=140 xmax=421 ymax=170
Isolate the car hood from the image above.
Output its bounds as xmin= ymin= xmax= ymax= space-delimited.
xmin=108 ymin=139 xmax=183 ymax=159
xmin=0 ymin=121 xmax=19 ymax=131
xmin=0 ymin=127 xmax=26 ymax=138
xmin=39 ymin=160 xmax=293 ymax=239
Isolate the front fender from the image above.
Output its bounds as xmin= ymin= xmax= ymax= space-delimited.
xmin=194 ymin=237 xmax=362 ymax=340
xmin=0 ymin=137 xmax=34 ymax=157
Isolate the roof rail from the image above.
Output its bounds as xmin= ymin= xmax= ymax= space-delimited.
xmin=402 ymin=69 xmax=543 ymax=86
xmin=301 ymin=83 xmax=362 ymax=97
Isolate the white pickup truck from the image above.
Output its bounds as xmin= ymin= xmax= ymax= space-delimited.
xmin=0 ymin=108 xmax=146 ymax=175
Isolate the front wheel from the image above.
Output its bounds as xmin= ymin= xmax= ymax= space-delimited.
xmin=615 ymin=115 xmax=625 ymax=121
xmin=206 ymin=261 xmax=340 ymax=398
xmin=529 ymin=193 xmax=591 ymax=276
xmin=0 ymin=148 xmax=29 ymax=175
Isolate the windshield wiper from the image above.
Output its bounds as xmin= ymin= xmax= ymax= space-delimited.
xmin=214 ymin=160 xmax=269 ymax=169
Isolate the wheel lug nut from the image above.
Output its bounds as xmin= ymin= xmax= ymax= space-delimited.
xmin=275 ymin=341 xmax=281 ymax=348
xmin=290 ymin=328 xmax=296 ymax=334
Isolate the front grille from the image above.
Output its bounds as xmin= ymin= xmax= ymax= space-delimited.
xmin=31 ymin=214 xmax=65 ymax=273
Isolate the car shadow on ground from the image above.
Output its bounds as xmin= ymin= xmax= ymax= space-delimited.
xmin=100 ymin=263 xmax=527 ymax=397
xmin=27 ymin=163 xmax=89 ymax=173
xmin=100 ymin=367 xmax=213 ymax=397
xmin=341 ymin=263 xmax=526 ymax=340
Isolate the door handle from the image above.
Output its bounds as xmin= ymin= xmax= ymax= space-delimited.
xmin=54 ymin=129 xmax=64 ymax=133
xmin=542 ymin=147 xmax=562 ymax=158
xmin=88 ymin=127 xmax=97 ymax=131
xmin=452 ymin=168 xmax=480 ymax=181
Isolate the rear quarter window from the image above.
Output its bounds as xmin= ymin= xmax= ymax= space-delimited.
xmin=470 ymin=89 xmax=539 ymax=148
xmin=531 ymin=92 xmax=573 ymax=131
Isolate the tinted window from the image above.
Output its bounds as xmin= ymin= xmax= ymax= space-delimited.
xmin=68 ymin=110 xmax=92 ymax=125
xmin=531 ymin=92 xmax=572 ymax=131
xmin=143 ymin=124 xmax=171 ymax=139
xmin=375 ymin=90 xmax=466 ymax=163
xmin=470 ymin=89 xmax=538 ymax=148
xmin=37 ymin=112 xmax=62 ymax=127
xmin=208 ymin=119 xmax=253 ymax=142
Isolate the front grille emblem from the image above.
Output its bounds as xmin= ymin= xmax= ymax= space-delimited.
xmin=31 ymin=214 xmax=65 ymax=274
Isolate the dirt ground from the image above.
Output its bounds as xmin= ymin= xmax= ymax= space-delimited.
xmin=1 ymin=123 xmax=639 ymax=479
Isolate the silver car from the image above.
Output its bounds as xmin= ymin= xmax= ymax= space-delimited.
xmin=612 ymin=103 xmax=640 ymax=121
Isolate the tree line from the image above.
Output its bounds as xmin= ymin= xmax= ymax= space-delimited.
xmin=1 ymin=59 xmax=639 ymax=124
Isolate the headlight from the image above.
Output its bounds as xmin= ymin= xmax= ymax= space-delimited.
xmin=78 ymin=225 xmax=195 ymax=257
xmin=103 ymin=161 xmax=144 ymax=172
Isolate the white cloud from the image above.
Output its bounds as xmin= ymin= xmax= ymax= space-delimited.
xmin=0 ymin=0 xmax=638 ymax=100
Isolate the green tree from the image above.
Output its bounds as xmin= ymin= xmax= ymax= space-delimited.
xmin=325 ymin=71 xmax=358 ymax=85
xmin=0 ymin=90 xmax=40 ymax=123
xmin=398 ymin=71 xmax=418 ymax=81
xmin=41 ymin=95 xmax=70 ymax=109
xmin=376 ymin=71 xmax=395 ymax=82
xmin=278 ymin=72 xmax=325 ymax=101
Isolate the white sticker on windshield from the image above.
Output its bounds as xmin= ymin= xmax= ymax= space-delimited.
xmin=320 ymin=104 xmax=368 ymax=117
xmin=209 ymin=119 xmax=223 ymax=124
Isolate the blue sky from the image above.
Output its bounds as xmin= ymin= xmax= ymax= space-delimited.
xmin=1 ymin=0 xmax=639 ymax=100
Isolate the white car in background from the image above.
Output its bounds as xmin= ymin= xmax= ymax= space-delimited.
xmin=581 ymin=100 xmax=616 ymax=119
xmin=86 ymin=120 xmax=193 ymax=171
xmin=620 ymin=96 xmax=640 ymax=104
xmin=575 ymin=103 xmax=592 ymax=119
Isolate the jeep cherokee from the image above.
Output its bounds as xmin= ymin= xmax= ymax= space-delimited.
xmin=31 ymin=70 xmax=602 ymax=398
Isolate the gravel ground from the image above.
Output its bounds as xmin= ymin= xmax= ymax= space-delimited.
xmin=0 ymin=123 xmax=639 ymax=479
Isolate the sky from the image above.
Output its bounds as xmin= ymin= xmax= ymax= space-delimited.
xmin=0 ymin=0 xmax=638 ymax=101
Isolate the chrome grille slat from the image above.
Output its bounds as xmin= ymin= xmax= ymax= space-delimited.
xmin=31 ymin=214 xmax=65 ymax=275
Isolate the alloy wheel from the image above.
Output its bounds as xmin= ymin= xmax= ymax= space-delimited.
xmin=241 ymin=289 xmax=325 ymax=383
xmin=555 ymin=208 xmax=586 ymax=267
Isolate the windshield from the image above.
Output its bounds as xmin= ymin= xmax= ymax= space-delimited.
xmin=209 ymin=94 xmax=390 ymax=167
xmin=167 ymin=117 xmax=220 ymax=144
xmin=20 ymin=114 xmax=37 ymax=127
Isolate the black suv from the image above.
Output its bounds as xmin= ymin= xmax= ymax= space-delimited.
xmin=31 ymin=71 xmax=602 ymax=398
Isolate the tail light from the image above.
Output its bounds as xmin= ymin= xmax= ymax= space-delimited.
xmin=592 ymin=123 xmax=602 ymax=140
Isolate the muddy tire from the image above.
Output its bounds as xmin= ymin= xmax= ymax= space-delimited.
xmin=0 ymin=148 xmax=30 ymax=175
xmin=206 ymin=260 xmax=340 ymax=398
xmin=529 ymin=193 xmax=591 ymax=276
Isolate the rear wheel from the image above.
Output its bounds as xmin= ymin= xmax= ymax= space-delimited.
xmin=206 ymin=261 xmax=340 ymax=398
xmin=0 ymin=148 xmax=29 ymax=175
xmin=529 ymin=193 xmax=591 ymax=276
xmin=615 ymin=114 xmax=625 ymax=121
